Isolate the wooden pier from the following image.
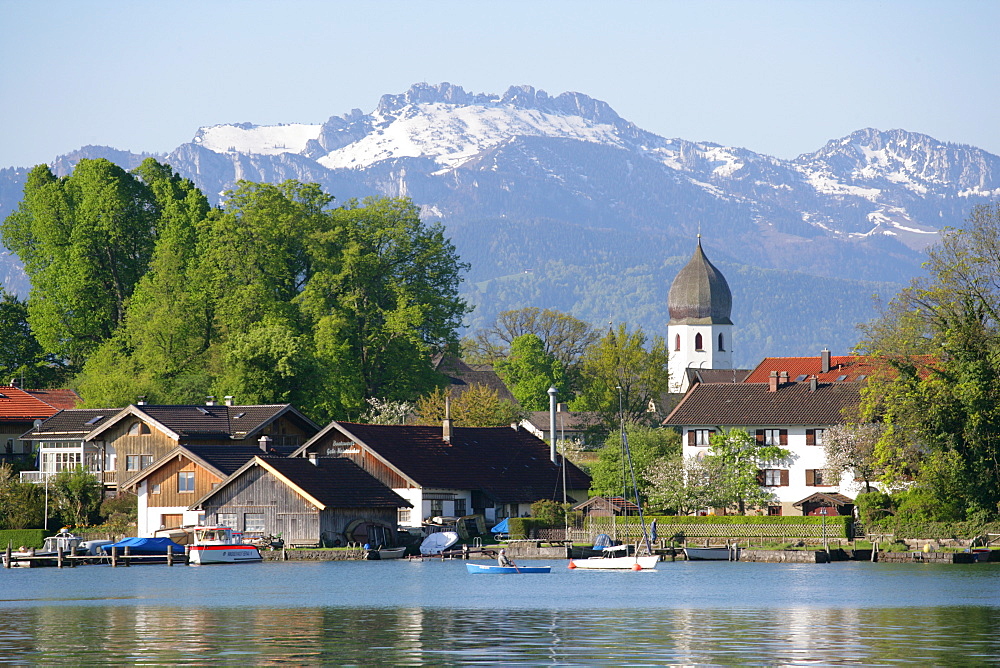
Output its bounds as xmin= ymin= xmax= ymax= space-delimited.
xmin=4 ymin=543 xmax=188 ymax=568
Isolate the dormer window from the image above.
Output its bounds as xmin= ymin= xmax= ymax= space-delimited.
xmin=128 ymin=422 xmax=151 ymax=436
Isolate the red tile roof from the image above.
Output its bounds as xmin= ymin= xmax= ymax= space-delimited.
xmin=25 ymin=388 xmax=81 ymax=411
xmin=742 ymin=356 xmax=878 ymax=384
xmin=0 ymin=386 xmax=64 ymax=421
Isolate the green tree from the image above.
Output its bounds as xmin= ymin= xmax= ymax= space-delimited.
xmin=415 ymin=384 xmax=523 ymax=427
xmin=588 ymin=426 xmax=680 ymax=500
xmin=0 ymin=463 xmax=45 ymax=529
xmin=823 ymin=423 xmax=884 ymax=493
xmin=495 ymin=333 xmax=568 ymax=410
xmin=573 ymin=324 xmax=671 ymax=428
xmin=2 ymin=160 xmax=158 ymax=368
xmin=705 ymin=428 xmax=790 ymax=514
xmin=0 ymin=288 xmax=67 ymax=387
xmin=857 ymin=202 xmax=1000 ymax=520
xmin=645 ymin=455 xmax=718 ymax=516
xmin=50 ymin=466 xmax=101 ymax=527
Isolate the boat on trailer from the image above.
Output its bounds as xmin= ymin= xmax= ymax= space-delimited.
xmin=187 ymin=526 xmax=262 ymax=565
xmin=466 ymin=563 xmax=551 ymax=574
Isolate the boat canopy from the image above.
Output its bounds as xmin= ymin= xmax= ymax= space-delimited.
xmin=100 ymin=537 xmax=185 ymax=554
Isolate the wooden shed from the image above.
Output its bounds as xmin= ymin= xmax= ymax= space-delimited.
xmin=191 ymin=456 xmax=410 ymax=548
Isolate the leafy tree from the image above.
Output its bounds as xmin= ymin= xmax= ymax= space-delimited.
xmin=50 ymin=466 xmax=101 ymax=527
xmin=588 ymin=426 xmax=680 ymax=500
xmin=704 ymin=428 xmax=790 ymax=514
xmin=573 ymin=323 xmax=670 ymax=428
xmin=823 ymin=423 xmax=884 ymax=493
xmin=857 ymin=202 xmax=1000 ymax=520
xmin=2 ymin=160 xmax=158 ymax=368
xmin=0 ymin=463 xmax=45 ymax=529
xmin=360 ymin=397 xmax=416 ymax=425
xmin=645 ymin=455 xmax=718 ymax=516
xmin=495 ymin=333 xmax=568 ymax=410
xmin=415 ymin=384 xmax=523 ymax=427
xmin=529 ymin=499 xmax=576 ymax=528
xmin=0 ymin=288 xmax=67 ymax=387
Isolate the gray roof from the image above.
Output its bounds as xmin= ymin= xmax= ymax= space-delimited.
xmin=663 ymin=381 xmax=859 ymax=427
xmin=20 ymin=409 xmax=123 ymax=440
xmin=667 ymin=239 xmax=733 ymax=325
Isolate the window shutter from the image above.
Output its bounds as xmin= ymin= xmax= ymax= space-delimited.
xmin=687 ymin=430 xmax=695 ymax=446
xmin=756 ymin=469 xmax=765 ymax=485
xmin=780 ymin=469 xmax=789 ymax=486
xmin=805 ymin=469 xmax=815 ymax=486
xmin=779 ymin=430 xmax=788 ymax=446
xmin=755 ymin=430 xmax=764 ymax=444
xmin=805 ymin=429 xmax=815 ymax=446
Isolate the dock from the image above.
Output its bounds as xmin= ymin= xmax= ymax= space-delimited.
xmin=4 ymin=543 xmax=188 ymax=568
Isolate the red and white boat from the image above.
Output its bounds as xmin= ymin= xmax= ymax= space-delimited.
xmin=187 ymin=526 xmax=262 ymax=565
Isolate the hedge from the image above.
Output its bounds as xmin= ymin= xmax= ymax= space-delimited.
xmin=0 ymin=529 xmax=47 ymax=549
xmin=509 ymin=515 xmax=853 ymax=540
xmin=507 ymin=518 xmax=549 ymax=539
xmin=867 ymin=519 xmax=1000 ymax=540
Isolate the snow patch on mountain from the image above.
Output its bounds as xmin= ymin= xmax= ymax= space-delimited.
xmin=316 ymin=102 xmax=626 ymax=171
xmin=194 ymin=123 xmax=322 ymax=155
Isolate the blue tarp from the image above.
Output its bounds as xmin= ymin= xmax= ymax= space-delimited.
xmin=490 ymin=518 xmax=509 ymax=534
xmin=100 ymin=537 xmax=185 ymax=555
xmin=592 ymin=533 xmax=614 ymax=550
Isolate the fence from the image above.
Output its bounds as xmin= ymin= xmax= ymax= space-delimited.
xmin=527 ymin=516 xmax=851 ymax=542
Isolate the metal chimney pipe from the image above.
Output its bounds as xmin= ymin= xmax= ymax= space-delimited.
xmin=548 ymin=386 xmax=558 ymax=464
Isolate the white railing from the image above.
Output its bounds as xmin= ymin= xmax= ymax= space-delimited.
xmin=19 ymin=471 xmax=55 ymax=484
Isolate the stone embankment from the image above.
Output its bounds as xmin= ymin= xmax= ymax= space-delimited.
xmin=739 ymin=549 xmax=830 ymax=563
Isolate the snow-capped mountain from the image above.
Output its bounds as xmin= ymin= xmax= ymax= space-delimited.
xmin=3 ymin=82 xmax=999 ymax=362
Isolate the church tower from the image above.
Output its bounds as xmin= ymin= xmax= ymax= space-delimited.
xmin=667 ymin=236 xmax=734 ymax=393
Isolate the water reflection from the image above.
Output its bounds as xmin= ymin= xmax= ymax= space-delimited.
xmin=3 ymin=605 xmax=999 ymax=665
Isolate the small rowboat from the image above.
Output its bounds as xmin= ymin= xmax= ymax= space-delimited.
xmin=466 ymin=563 xmax=551 ymax=574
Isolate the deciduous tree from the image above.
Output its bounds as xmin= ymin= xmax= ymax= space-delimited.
xmin=704 ymin=428 xmax=789 ymax=514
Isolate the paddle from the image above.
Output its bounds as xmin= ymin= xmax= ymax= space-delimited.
xmin=510 ymin=559 xmax=520 ymax=574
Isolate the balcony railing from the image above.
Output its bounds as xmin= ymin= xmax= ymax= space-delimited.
xmin=102 ymin=470 xmax=117 ymax=485
xmin=20 ymin=469 xmax=112 ymax=485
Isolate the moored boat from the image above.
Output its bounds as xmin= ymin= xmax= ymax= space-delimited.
xmin=466 ymin=563 xmax=551 ymax=574
xmin=569 ymin=544 xmax=660 ymax=570
xmin=367 ymin=546 xmax=407 ymax=560
xmin=2 ymin=530 xmax=83 ymax=567
xmin=187 ymin=526 xmax=262 ymax=564
xmin=684 ymin=546 xmax=739 ymax=561
xmin=419 ymin=531 xmax=460 ymax=555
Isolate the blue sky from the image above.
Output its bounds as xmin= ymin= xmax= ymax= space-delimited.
xmin=1 ymin=1 xmax=997 ymax=168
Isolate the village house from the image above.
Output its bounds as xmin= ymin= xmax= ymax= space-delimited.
xmin=662 ymin=366 xmax=862 ymax=516
xmin=0 ymin=385 xmax=79 ymax=461
xmin=518 ymin=408 xmax=603 ymax=449
xmin=191 ymin=456 xmax=411 ymax=548
xmin=18 ymin=408 xmax=120 ymax=489
xmin=291 ymin=420 xmax=591 ymax=529
xmin=123 ymin=439 xmax=297 ymax=535
xmin=77 ymin=399 xmax=319 ymax=492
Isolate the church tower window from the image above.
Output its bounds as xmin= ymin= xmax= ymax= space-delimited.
xmin=675 ymin=334 xmax=681 ymax=351
xmin=694 ymin=333 xmax=703 ymax=351
xmin=718 ymin=333 xmax=725 ymax=351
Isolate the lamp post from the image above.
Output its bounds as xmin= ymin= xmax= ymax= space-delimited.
xmin=617 ymin=385 xmax=626 ymax=513
xmin=548 ymin=386 xmax=558 ymax=464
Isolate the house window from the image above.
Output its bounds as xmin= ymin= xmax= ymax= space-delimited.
xmin=244 ymin=513 xmax=265 ymax=533
xmin=151 ymin=483 xmax=161 ymax=495
xmin=806 ymin=429 xmax=827 ymax=446
xmin=217 ymin=513 xmax=237 ymax=529
xmin=718 ymin=333 xmax=725 ymax=352
xmin=454 ymin=499 xmax=467 ymax=516
xmin=178 ymin=471 xmax=195 ymax=493
xmin=762 ymin=469 xmax=788 ymax=486
xmin=757 ymin=429 xmax=787 ymax=446
xmin=694 ymin=333 xmax=704 ymax=351
xmin=691 ymin=429 xmax=713 ymax=446
xmin=127 ymin=422 xmax=151 ymax=436
xmin=767 ymin=505 xmax=782 ymax=516
xmin=141 ymin=455 xmax=153 ymax=469
xmin=430 ymin=499 xmax=443 ymax=517
xmin=126 ymin=455 xmax=140 ymax=471
xmin=398 ymin=508 xmax=411 ymax=524
xmin=807 ymin=469 xmax=834 ymax=486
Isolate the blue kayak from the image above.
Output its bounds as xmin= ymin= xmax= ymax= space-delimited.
xmin=466 ymin=563 xmax=550 ymax=574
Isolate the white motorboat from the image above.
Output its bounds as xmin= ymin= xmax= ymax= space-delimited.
xmin=367 ymin=546 xmax=407 ymax=560
xmin=569 ymin=544 xmax=659 ymax=570
xmin=2 ymin=530 xmax=83 ymax=568
xmin=419 ymin=531 xmax=460 ymax=555
xmin=187 ymin=526 xmax=262 ymax=565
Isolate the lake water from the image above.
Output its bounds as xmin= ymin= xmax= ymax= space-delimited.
xmin=1 ymin=559 xmax=998 ymax=665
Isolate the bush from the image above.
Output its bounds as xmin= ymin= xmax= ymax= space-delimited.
xmin=507 ymin=518 xmax=551 ymax=539
xmin=0 ymin=529 xmax=47 ymax=549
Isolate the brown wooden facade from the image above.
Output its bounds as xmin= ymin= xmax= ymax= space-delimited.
xmin=200 ymin=465 xmax=398 ymax=547
xmin=143 ymin=453 xmax=224 ymax=511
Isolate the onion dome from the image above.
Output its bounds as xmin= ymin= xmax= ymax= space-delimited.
xmin=667 ymin=237 xmax=733 ymax=325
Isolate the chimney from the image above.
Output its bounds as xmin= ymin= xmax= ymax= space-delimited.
xmin=206 ymin=396 xmax=215 ymax=406
xmin=308 ymin=452 xmax=319 ymax=467
xmin=224 ymin=395 xmax=234 ymax=407
xmin=821 ymin=349 xmax=831 ymax=374
xmin=137 ymin=396 xmax=146 ymax=406
xmin=258 ymin=434 xmax=272 ymax=453
xmin=809 ymin=375 xmax=818 ymax=392
xmin=769 ymin=371 xmax=779 ymax=392
xmin=779 ymin=371 xmax=789 ymax=386
xmin=442 ymin=396 xmax=453 ymax=443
